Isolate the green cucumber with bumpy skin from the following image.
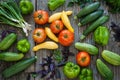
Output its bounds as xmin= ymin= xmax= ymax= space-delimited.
xmin=0 ymin=33 xmax=17 ymax=50
xmin=80 ymin=15 xmax=109 ymax=40
xmin=74 ymin=2 xmax=100 ymax=19
xmin=102 ymin=50 xmax=120 ymax=66
xmin=2 ymin=56 xmax=37 ymax=78
xmin=0 ymin=52 xmax=24 ymax=61
xmin=96 ymin=59 xmax=113 ymax=80
xmin=78 ymin=10 xmax=103 ymax=27
xmin=75 ymin=42 xmax=98 ymax=55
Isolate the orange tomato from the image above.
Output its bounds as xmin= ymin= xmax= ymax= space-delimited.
xmin=58 ymin=30 xmax=74 ymax=46
xmin=76 ymin=52 xmax=91 ymax=67
xmin=33 ymin=28 xmax=46 ymax=43
xmin=50 ymin=20 xmax=64 ymax=34
xmin=33 ymin=10 xmax=49 ymax=25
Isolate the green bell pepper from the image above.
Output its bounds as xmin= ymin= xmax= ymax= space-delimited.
xmin=19 ymin=0 xmax=34 ymax=15
xmin=48 ymin=0 xmax=65 ymax=11
xmin=79 ymin=68 xmax=93 ymax=80
xmin=63 ymin=62 xmax=80 ymax=79
xmin=17 ymin=39 xmax=30 ymax=53
xmin=94 ymin=26 xmax=110 ymax=46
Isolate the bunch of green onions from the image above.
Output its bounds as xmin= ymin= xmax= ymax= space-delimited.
xmin=0 ymin=0 xmax=31 ymax=36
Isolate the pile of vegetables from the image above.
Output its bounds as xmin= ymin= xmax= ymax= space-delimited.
xmin=0 ymin=0 xmax=120 ymax=80
xmin=32 ymin=9 xmax=74 ymax=52
xmin=74 ymin=2 xmax=109 ymax=40
xmin=0 ymin=32 xmax=36 ymax=78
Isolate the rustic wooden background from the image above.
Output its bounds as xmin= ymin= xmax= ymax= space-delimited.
xmin=0 ymin=0 xmax=120 ymax=80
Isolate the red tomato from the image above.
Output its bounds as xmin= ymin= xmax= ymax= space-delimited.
xmin=50 ymin=20 xmax=64 ymax=34
xmin=76 ymin=52 xmax=91 ymax=67
xmin=58 ymin=30 xmax=74 ymax=46
xmin=33 ymin=10 xmax=49 ymax=25
xmin=33 ymin=28 xmax=46 ymax=43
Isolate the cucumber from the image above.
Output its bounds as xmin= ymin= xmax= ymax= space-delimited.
xmin=74 ymin=2 xmax=100 ymax=19
xmin=2 ymin=56 xmax=37 ymax=78
xmin=78 ymin=10 xmax=104 ymax=27
xmin=0 ymin=33 xmax=17 ymax=50
xmin=75 ymin=42 xmax=98 ymax=55
xmin=0 ymin=52 xmax=24 ymax=61
xmin=80 ymin=15 xmax=109 ymax=40
xmin=102 ymin=50 xmax=120 ymax=66
xmin=96 ymin=59 xmax=113 ymax=80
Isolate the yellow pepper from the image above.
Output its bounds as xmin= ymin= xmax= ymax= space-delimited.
xmin=61 ymin=11 xmax=74 ymax=33
xmin=49 ymin=11 xmax=72 ymax=23
xmin=45 ymin=27 xmax=58 ymax=42
xmin=33 ymin=41 xmax=58 ymax=51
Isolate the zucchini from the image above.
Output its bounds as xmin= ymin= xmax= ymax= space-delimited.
xmin=96 ymin=59 xmax=113 ymax=80
xmin=78 ymin=10 xmax=104 ymax=27
xmin=0 ymin=52 xmax=24 ymax=61
xmin=102 ymin=50 xmax=120 ymax=66
xmin=80 ymin=15 xmax=109 ymax=40
xmin=2 ymin=56 xmax=37 ymax=78
xmin=0 ymin=33 xmax=17 ymax=50
xmin=74 ymin=2 xmax=100 ymax=19
xmin=75 ymin=42 xmax=98 ymax=55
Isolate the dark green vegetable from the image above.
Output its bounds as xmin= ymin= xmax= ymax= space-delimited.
xmin=79 ymin=68 xmax=93 ymax=80
xmin=75 ymin=42 xmax=98 ymax=55
xmin=96 ymin=59 xmax=113 ymax=80
xmin=63 ymin=62 xmax=80 ymax=79
xmin=94 ymin=26 xmax=110 ymax=46
xmin=48 ymin=0 xmax=65 ymax=11
xmin=19 ymin=0 xmax=34 ymax=15
xmin=2 ymin=56 xmax=37 ymax=78
xmin=17 ymin=39 xmax=30 ymax=53
xmin=0 ymin=52 xmax=24 ymax=61
xmin=105 ymin=0 xmax=120 ymax=13
xmin=80 ymin=15 xmax=109 ymax=40
xmin=0 ymin=33 xmax=17 ymax=50
xmin=74 ymin=2 xmax=100 ymax=19
xmin=53 ymin=49 xmax=62 ymax=62
xmin=78 ymin=10 xmax=103 ymax=27
xmin=67 ymin=0 xmax=96 ymax=7
xmin=0 ymin=0 xmax=31 ymax=36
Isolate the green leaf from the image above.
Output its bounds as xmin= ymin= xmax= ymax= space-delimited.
xmin=67 ymin=2 xmax=74 ymax=7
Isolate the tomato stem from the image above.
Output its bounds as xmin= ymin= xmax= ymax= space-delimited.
xmin=56 ymin=24 xmax=60 ymax=29
xmin=64 ymin=34 xmax=68 ymax=38
xmin=82 ymin=57 xmax=86 ymax=62
xmin=37 ymin=32 xmax=40 ymax=36
xmin=38 ymin=14 xmax=42 ymax=19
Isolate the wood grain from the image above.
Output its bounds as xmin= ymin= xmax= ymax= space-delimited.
xmin=0 ymin=0 xmax=120 ymax=80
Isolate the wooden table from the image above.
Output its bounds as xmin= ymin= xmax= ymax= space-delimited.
xmin=0 ymin=0 xmax=120 ymax=80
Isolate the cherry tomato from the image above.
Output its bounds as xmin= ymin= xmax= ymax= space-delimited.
xmin=33 ymin=28 xmax=46 ymax=43
xmin=58 ymin=30 xmax=74 ymax=46
xmin=50 ymin=20 xmax=64 ymax=34
xmin=76 ymin=52 xmax=91 ymax=67
xmin=33 ymin=10 xmax=49 ymax=25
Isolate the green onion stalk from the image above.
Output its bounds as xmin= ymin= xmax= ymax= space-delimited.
xmin=0 ymin=0 xmax=31 ymax=36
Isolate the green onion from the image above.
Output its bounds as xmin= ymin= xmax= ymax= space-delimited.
xmin=0 ymin=0 xmax=31 ymax=36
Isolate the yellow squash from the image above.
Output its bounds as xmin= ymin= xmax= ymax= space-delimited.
xmin=33 ymin=41 xmax=58 ymax=51
xmin=61 ymin=11 xmax=74 ymax=33
xmin=45 ymin=27 xmax=58 ymax=42
xmin=49 ymin=11 xmax=72 ymax=23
